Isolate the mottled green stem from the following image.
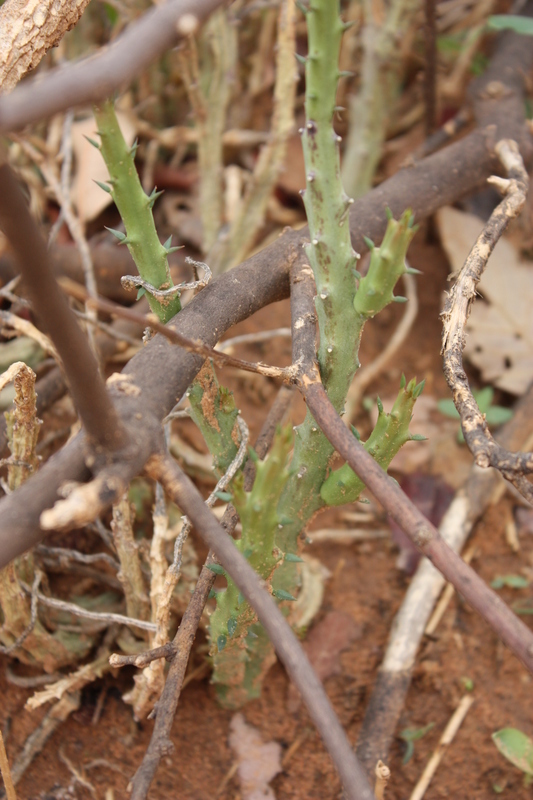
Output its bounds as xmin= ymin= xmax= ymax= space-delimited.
xmin=321 ymin=376 xmax=425 ymax=505
xmin=93 ymin=100 xmax=181 ymax=323
xmin=178 ymin=9 xmax=236 ymax=256
xmin=187 ymin=361 xmax=239 ymax=476
xmin=211 ymin=0 xmax=297 ymax=272
xmin=209 ymin=426 xmax=293 ymax=708
xmin=275 ymin=1 xmax=362 ymax=570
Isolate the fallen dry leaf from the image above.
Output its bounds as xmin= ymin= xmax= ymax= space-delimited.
xmin=228 ymin=713 xmax=282 ymax=800
xmin=437 ymin=206 xmax=533 ymax=395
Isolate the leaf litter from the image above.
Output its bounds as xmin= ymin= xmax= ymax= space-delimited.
xmin=437 ymin=207 xmax=533 ymax=395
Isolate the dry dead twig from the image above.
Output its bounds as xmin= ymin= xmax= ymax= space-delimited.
xmin=442 ymin=138 xmax=533 ymax=501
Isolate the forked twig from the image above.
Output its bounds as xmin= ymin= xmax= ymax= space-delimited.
xmin=442 ymin=138 xmax=533 ymax=501
xmin=86 ymin=291 xmax=294 ymax=380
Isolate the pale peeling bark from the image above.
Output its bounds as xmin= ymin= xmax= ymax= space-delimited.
xmin=0 ymin=0 xmax=90 ymax=94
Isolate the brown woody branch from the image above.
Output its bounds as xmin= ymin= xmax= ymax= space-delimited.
xmin=442 ymin=138 xmax=533 ymax=500
xmin=0 ymin=0 xmax=226 ymax=131
xmin=289 ymin=258 xmax=533 ymax=676
xmin=0 ymin=158 xmax=127 ymax=454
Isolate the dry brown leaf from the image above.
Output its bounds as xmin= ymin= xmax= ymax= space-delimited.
xmin=437 ymin=207 xmax=533 ymax=395
xmin=71 ymin=112 xmax=136 ymax=223
xmin=228 ymin=713 xmax=282 ymax=800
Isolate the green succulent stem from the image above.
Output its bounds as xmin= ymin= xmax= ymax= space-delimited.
xmin=209 ymin=426 xmax=293 ymax=708
xmin=187 ymin=361 xmax=239 ymax=476
xmin=93 ymin=99 xmax=181 ymax=323
xmin=321 ymin=377 xmax=425 ymax=506
xmin=275 ymin=7 xmax=418 ymax=592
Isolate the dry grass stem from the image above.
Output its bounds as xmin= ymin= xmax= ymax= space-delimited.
xmin=408 ymin=695 xmax=474 ymax=800
xmin=0 ymin=729 xmax=17 ymax=800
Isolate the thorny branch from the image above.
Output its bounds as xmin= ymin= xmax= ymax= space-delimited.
xmin=289 ymin=259 xmax=533 ymax=676
xmin=442 ymin=138 xmax=533 ymax=501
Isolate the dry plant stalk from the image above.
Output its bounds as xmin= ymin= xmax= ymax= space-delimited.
xmin=0 ymin=729 xmax=17 ymax=800
xmin=441 ymin=139 xmax=533 ymax=500
xmin=124 ymin=483 xmax=170 ymax=718
xmin=408 ymin=695 xmax=474 ymax=800
xmin=211 ymin=0 xmax=298 ymax=272
xmin=178 ymin=8 xmax=236 ymax=254
xmin=111 ymin=494 xmax=150 ymax=623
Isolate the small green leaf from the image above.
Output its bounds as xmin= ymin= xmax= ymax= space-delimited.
xmin=214 ymin=491 xmax=232 ymax=502
xmin=227 ymin=617 xmax=237 ymax=637
xmin=295 ymin=52 xmax=307 ymax=64
xmin=242 ymin=547 xmax=253 ymax=559
xmin=492 ymin=728 xmax=533 ymax=775
xmin=491 ymin=574 xmax=529 ymax=589
xmin=284 ymin=553 xmax=303 ymax=563
xmin=206 ymin=563 xmax=225 ymax=575
xmin=399 ymin=722 xmax=434 ymax=764
xmin=272 ymin=588 xmax=296 ymax=602
xmin=461 ymin=676 xmax=475 ymax=692
xmin=393 ymin=295 xmax=408 ymax=304
xmin=485 ymin=406 xmax=513 ymax=426
xmin=437 ymin=398 xmax=460 ymax=419
xmin=136 ymin=287 xmax=146 ymax=300
xmin=488 ymin=15 xmax=533 ymax=35
xmin=247 ymin=446 xmax=260 ymax=463
xmin=363 ymin=236 xmax=375 ymax=250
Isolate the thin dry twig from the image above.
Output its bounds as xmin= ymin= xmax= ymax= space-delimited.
xmin=442 ymin=138 xmax=533 ymax=500
xmin=14 ymin=131 xmax=100 ymax=359
xmin=0 ymin=155 xmax=127 ymax=453
xmin=109 ymin=642 xmax=176 ymax=669
xmin=408 ymin=696 xmax=474 ymax=800
xmin=0 ymin=728 xmax=17 ymax=800
xmin=19 ymin=581 xmax=156 ymax=633
xmin=86 ymin=291 xmax=294 ymax=380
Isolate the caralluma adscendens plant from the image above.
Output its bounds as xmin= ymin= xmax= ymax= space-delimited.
xmin=209 ymin=0 xmax=424 ymax=707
